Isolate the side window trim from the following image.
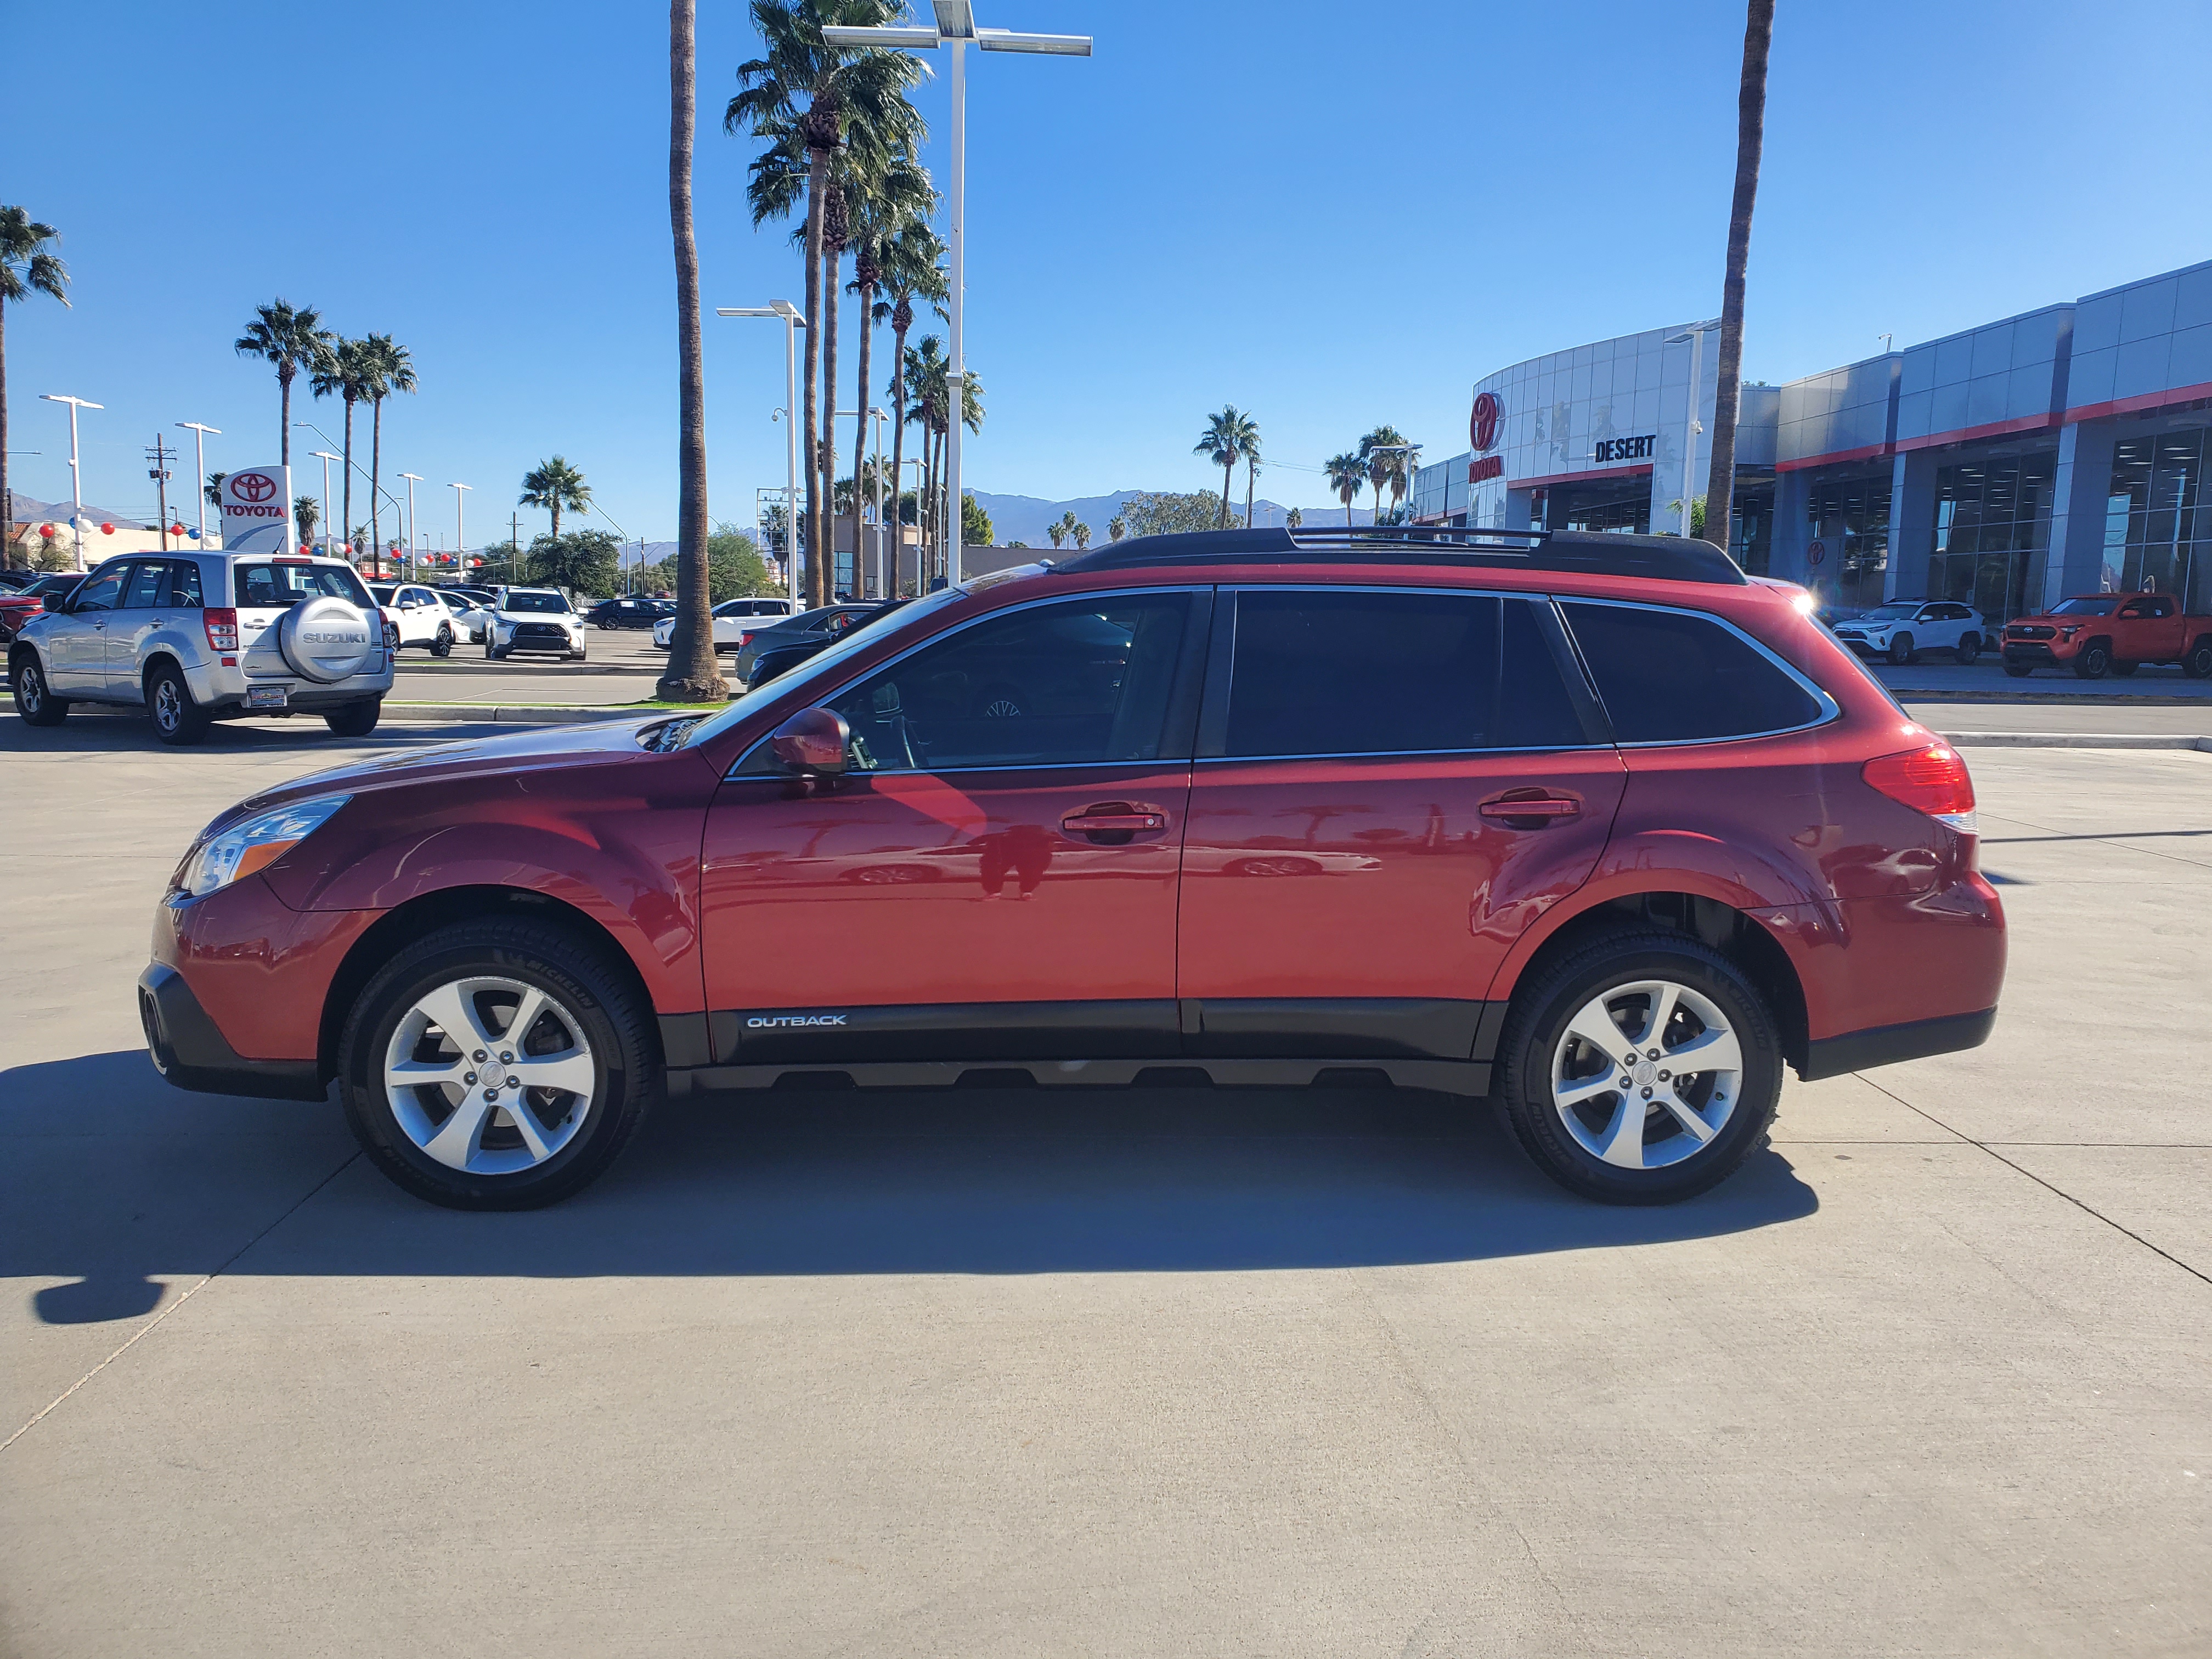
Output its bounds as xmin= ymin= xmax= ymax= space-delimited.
xmin=1556 ymin=595 xmax=1841 ymax=747
xmin=1195 ymin=583 xmax=1612 ymax=764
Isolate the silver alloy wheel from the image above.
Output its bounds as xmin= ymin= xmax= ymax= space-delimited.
xmin=382 ymin=974 xmax=597 ymax=1176
xmin=1550 ymin=978 xmax=1742 ymax=1171
xmin=18 ymin=663 xmax=43 ymax=713
xmin=152 ymin=675 xmax=181 ymax=731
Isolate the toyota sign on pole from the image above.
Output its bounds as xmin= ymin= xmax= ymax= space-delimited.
xmin=221 ymin=466 xmax=297 ymax=555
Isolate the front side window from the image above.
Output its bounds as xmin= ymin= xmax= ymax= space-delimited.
xmin=823 ymin=594 xmax=1193 ymax=772
xmin=159 ymin=561 xmax=204 ymax=608
xmin=1560 ymin=602 xmax=1825 ymax=743
xmin=69 ymin=564 xmax=129 ymax=614
xmin=235 ymin=562 xmax=374 ymax=608
xmin=1221 ymin=590 xmax=1585 ymax=759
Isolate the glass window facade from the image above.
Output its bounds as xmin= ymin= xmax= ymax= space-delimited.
xmin=1552 ymin=480 xmax=1650 ymax=535
xmin=1806 ymin=475 xmax=1892 ymax=611
xmin=2104 ymin=427 xmax=2210 ymax=612
xmin=1730 ymin=487 xmax=1774 ymax=574
xmin=1929 ymin=454 xmax=2054 ymax=620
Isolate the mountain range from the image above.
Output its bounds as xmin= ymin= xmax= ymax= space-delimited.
xmin=968 ymin=489 xmax=1373 ymax=545
xmin=8 ymin=493 xmax=148 ymax=530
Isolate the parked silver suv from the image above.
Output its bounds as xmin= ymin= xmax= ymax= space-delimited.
xmin=8 ymin=550 xmax=394 ymax=746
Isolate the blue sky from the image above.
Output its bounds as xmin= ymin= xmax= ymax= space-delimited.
xmin=9 ymin=0 xmax=2211 ymax=545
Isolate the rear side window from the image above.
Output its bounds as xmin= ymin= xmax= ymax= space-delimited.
xmin=1560 ymin=602 xmax=1825 ymax=743
xmin=235 ymin=562 xmax=373 ymax=608
xmin=1221 ymin=591 xmax=1587 ymax=758
xmin=162 ymin=561 xmax=204 ymax=608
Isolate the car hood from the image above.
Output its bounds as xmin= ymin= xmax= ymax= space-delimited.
xmin=202 ymin=716 xmax=696 ymax=835
xmin=2005 ymin=612 xmax=2081 ymax=628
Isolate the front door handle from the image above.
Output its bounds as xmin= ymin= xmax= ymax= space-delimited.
xmin=1479 ymin=791 xmax=1580 ymax=827
xmin=1062 ymin=802 xmax=1169 ymax=843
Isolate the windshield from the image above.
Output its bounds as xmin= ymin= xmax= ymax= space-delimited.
xmin=1858 ymin=603 xmax=1918 ymax=622
xmin=2050 ymin=596 xmax=2120 ymax=616
xmin=681 ymin=584 xmax=969 ymax=749
xmin=235 ymin=562 xmax=374 ymax=608
xmin=502 ymin=591 xmax=571 ymax=614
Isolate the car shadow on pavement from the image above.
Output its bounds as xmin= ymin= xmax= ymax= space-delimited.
xmin=1 ymin=712 xmax=516 ymax=754
xmin=7 ymin=1052 xmax=1817 ymax=1318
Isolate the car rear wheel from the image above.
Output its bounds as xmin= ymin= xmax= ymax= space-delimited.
xmin=11 ymin=651 xmax=67 ymax=725
xmin=146 ymin=660 xmax=210 ymax=746
xmin=1954 ymin=632 xmax=1980 ymax=664
xmin=1493 ymin=932 xmax=1782 ymax=1205
xmin=1887 ymin=633 xmax=1916 ymax=665
xmin=2073 ymin=640 xmax=2112 ymax=679
xmin=2185 ymin=638 xmax=2212 ymax=679
xmin=338 ymin=919 xmax=658 ymax=1210
xmin=323 ymin=699 xmax=381 ymax=737
xmin=430 ymin=625 xmax=453 ymax=658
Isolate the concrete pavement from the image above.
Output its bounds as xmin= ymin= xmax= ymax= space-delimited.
xmin=1 ymin=718 xmax=2207 ymax=1656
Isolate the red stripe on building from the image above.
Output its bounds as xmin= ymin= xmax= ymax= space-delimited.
xmin=1891 ymin=412 xmax=2060 ymax=455
xmin=1511 ymin=462 xmax=1654 ymax=490
xmin=2059 ymin=378 xmax=2212 ymax=426
xmin=1774 ymin=441 xmax=1894 ymax=473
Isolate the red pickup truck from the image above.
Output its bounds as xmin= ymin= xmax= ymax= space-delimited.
xmin=2001 ymin=593 xmax=2212 ymax=679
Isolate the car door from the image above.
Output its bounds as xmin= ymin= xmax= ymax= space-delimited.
xmin=697 ymin=588 xmax=1207 ymax=1066
xmin=105 ymin=560 xmax=172 ymax=696
xmin=1175 ymin=587 xmax=1627 ymax=1062
xmin=44 ymin=560 xmax=130 ymax=695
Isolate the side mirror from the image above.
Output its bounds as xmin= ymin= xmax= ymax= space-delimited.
xmin=770 ymin=707 xmax=849 ymax=776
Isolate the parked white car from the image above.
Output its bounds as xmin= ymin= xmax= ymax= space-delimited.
xmin=9 ymin=550 xmax=393 ymax=745
xmin=432 ymin=590 xmax=489 ymax=643
xmin=369 ymin=582 xmax=461 ymax=657
xmin=487 ymin=588 xmax=588 ymax=660
xmin=653 ymin=596 xmax=798 ymax=653
xmin=1829 ymin=599 xmax=1988 ymax=665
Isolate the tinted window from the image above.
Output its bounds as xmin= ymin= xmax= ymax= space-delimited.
xmin=502 ymin=591 xmax=571 ymax=614
xmin=1560 ymin=602 xmax=1824 ymax=742
xmin=235 ymin=563 xmax=373 ymax=608
xmin=825 ymin=595 xmax=1192 ymax=772
xmin=369 ymin=585 xmax=397 ymax=605
xmin=69 ymin=565 xmax=128 ymax=614
xmin=119 ymin=563 xmax=165 ymax=609
xmin=160 ymin=561 xmax=204 ymax=608
xmin=1222 ymin=590 xmax=1584 ymax=758
xmin=2050 ymin=596 xmax=2119 ymax=616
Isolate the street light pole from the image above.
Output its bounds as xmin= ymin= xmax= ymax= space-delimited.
xmin=398 ymin=473 xmax=423 ymax=581
xmin=715 ymin=301 xmax=807 ymax=605
xmin=823 ymin=5 xmax=1090 ymax=588
xmin=310 ymin=450 xmax=340 ymax=557
xmin=177 ymin=421 xmax=221 ymax=542
xmin=1664 ymin=321 xmax=1721 ymax=541
xmin=38 ymin=394 xmax=102 ymax=569
xmin=870 ymin=405 xmax=889 ymax=598
xmin=450 ymin=483 xmax=471 ymax=577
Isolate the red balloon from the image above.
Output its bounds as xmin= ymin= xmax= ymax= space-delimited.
xmin=38 ymin=523 xmax=54 ymax=537
xmin=170 ymin=523 xmax=185 ymax=536
xmin=100 ymin=522 xmax=114 ymax=534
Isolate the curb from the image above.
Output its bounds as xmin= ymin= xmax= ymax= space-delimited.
xmin=1940 ymin=731 xmax=2212 ymax=751
xmin=1892 ymin=688 xmax=2212 ymax=705
xmin=382 ymin=703 xmax=653 ymax=725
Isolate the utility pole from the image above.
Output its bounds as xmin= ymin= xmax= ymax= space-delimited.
xmin=145 ymin=436 xmax=178 ymax=550
xmin=511 ymin=512 xmax=523 ymax=585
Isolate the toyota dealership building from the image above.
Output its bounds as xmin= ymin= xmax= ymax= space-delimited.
xmin=1412 ymin=257 xmax=2212 ymax=619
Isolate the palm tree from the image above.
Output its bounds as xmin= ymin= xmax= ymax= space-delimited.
xmin=1 ymin=207 xmax=69 ymax=552
xmin=901 ymin=334 xmax=981 ymax=582
xmin=1107 ymin=514 xmax=1126 ymax=543
xmin=204 ymin=472 xmax=227 ymax=511
xmin=235 ymin=300 xmax=336 ymax=469
xmin=520 ymin=456 xmax=592 ymax=541
xmin=1285 ymin=506 xmax=1303 ymax=531
xmin=1325 ymin=452 xmax=1365 ymax=528
xmin=1194 ymin=406 xmax=1260 ymax=528
xmin=294 ymin=495 xmax=320 ymax=545
xmin=1243 ymin=428 xmax=1263 ymax=529
xmin=1705 ymin=0 xmax=1775 ymax=548
xmin=1070 ymin=520 xmax=1092 ymax=550
xmin=663 ymin=0 xmax=724 ymax=698
xmin=361 ymin=335 xmax=416 ymax=565
xmin=1046 ymin=511 xmax=1075 ymax=550
xmin=727 ymin=0 xmax=927 ymax=607
xmin=875 ymin=219 xmax=946 ymax=592
xmin=1358 ymin=425 xmax=1410 ymax=524
xmin=311 ymin=338 xmax=377 ymax=551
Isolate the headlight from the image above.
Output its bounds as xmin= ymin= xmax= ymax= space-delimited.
xmin=180 ymin=794 xmax=351 ymax=898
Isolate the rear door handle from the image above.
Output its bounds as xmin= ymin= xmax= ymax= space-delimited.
xmin=1062 ymin=803 xmax=1169 ymax=842
xmin=1479 ymin=792 xmax=1580 ymax=825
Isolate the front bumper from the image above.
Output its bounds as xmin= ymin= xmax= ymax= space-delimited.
xmin=138 ymin=961 xmax=326 ymax=1100
xmin=2002 ymin=639 xmax=2070 ymax=663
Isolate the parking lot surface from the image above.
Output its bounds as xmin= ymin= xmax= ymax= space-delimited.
xmin=2 ymin=717 xmax=2207 ymax=1656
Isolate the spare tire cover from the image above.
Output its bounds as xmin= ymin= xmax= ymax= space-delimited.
xmin=279 ymin=595 xmax=377 ymax=683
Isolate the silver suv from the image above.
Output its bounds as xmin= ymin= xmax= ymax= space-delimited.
xmin=8 ymin=550 xmax=394 ymax=746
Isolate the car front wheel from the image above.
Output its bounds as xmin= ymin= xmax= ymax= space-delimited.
xmin=2073 ymin=641 xmax=2112 ymax=679
xmin=337 ymin=918 xmax=657 ymax=1210
xmin=1887 ymin=633 xmax=1915 ymax=665
xmin=430 ymin=625 xmax=453 ymax=658
xmin=1492 ymin=932 xmax=1782 ymax=1205
xmin=11 ymin=651 xmax=68 ymax=725
xmin=1955 ymin=632 xmax=1980 ymax=664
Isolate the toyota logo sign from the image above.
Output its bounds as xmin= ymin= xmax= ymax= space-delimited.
xmin=234 ymin=471 xmax=277 ymax=504
xmin=1470 ymin=392 xmax=1501 ymax=454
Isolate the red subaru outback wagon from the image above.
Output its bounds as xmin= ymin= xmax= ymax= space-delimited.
xmin=139 ymin=527 xmax=2004 ymax=1210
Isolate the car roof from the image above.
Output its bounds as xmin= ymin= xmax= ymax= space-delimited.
xmin=1049 ymin=526 xmax=1747 ymax=588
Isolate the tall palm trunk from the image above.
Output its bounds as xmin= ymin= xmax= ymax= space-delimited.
xmin=818 ymin=187 xmax=844 ymax=601
xmin=1343 ymin=494 xmax=1354 ymax=529
xmin=279 ymin=367 xmax=292 ymax=467
xmin=1218 ymin=463 xmax=1233 ymax=528
xmin=1244 ymin=458 xmax=1256 ymax=530
xmin=369 ymin=398 xmax=382 ymax=568
xmin=888 ymin=303 xmax=912 ymax=592
xmin=658 ymin=0 xmax=725 ymax=701
xmin=850 ymin=275 xmax=875 ymax=595
xmin=1704 ymin=0 xmax=1775 ymax=548
xmin=0 ymin=300 xmax=10 ymax=558
xmin=800 ymin=143 xmax=830 ymax=608
xmin=341 ymin=393 xmax=356 ymax=551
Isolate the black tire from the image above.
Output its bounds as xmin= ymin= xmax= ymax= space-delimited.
xmin=337 ymin=918 xmax=658 ymax=1210
xmin=430 ymin=625 xmax=453 ymax=658
xmin=1954 ymin=632 xmax=1980 ymax=665
xmin=324 ymin=699 xmax=382 ymax=737
xmin=2073 ymin=639 xmax=2112 ymax=679
xmin=145 ymin=659 xmax=211 ymax=746
xmin=1492 ymin=930 xmax=1783 ymax=1205
xmin=2184 ymin=637 xmax=2212 ymax=679
xmin=10 ymin=650 xmax=68 ymax=725
xmin=2109 ymin=661 xmax=2139 ymax=678
xmin=2003 ymin=661 xmax=2033 ymax=678
xmin=1887 ymin=633 xmax=1915 ymax=666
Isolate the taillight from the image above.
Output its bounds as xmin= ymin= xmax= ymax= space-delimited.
xmin=204 ymin=607 xmax=239 ymax=652
xmin=1863 ymin=743 xmax=1976 ymax=832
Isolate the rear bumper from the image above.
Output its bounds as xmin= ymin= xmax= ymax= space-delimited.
xmin=138 ymin=961 xmax=326 ymax=1101
xmin=1798 ymin=1006 xmax=1997 ymax=1082
xmin=185 ymin=653 xmax=392 ymax=712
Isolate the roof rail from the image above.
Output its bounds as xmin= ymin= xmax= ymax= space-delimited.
xmin=1052 ymin=525 xmax=1747 ymax=586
